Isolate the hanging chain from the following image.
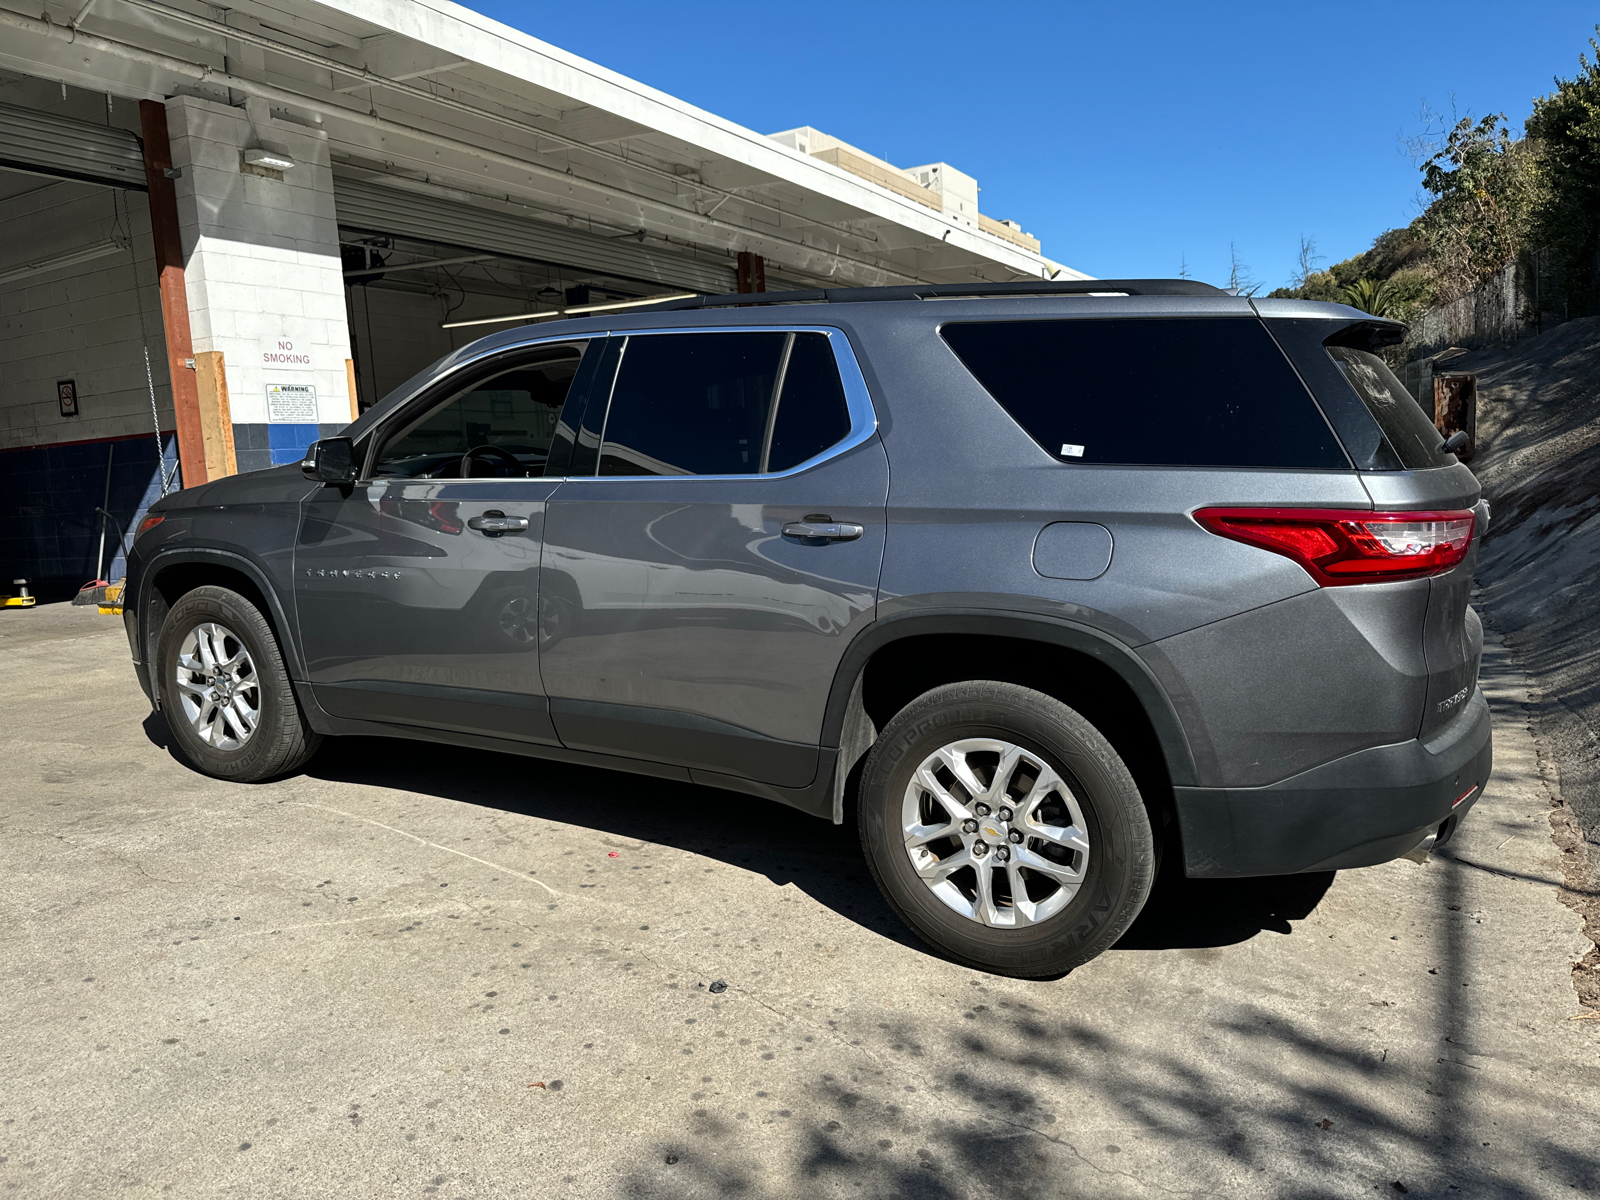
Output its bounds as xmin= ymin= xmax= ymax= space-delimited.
xmin=144 ymin=342 xmax=177 ymax=496
xmin=114 ymin=183 xmax=177 ymax=496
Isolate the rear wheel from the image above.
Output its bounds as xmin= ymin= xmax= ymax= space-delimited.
xmin=858 ymin=681 xmax=1154 ymax=977
xmin=156 ymin=585 xmax=321 ymax=782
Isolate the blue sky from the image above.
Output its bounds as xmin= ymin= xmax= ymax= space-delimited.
xmin=474 ymin=1 xmax=1598 ymax=290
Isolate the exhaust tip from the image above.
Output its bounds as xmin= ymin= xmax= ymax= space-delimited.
xmin=1402 ymin=830 xmax=1439 ymax=865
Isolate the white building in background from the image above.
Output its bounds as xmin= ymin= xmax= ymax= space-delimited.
xmin=766 ymin=127 xmax=1036 ymax=250
xmin=0 ymin=0 xmax=1084 ymax=595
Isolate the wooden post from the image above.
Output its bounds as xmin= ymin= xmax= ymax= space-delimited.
xmin=736 ymin=251 xmax=766 ymax=294
xmin=194 ymin=351 xmax=237 ymax=477
xmin=1433 ymin=373 xmax=1478 ymax=462
xmin=138 ymin=99 xmax=207 ymax=489
xmin=345 ymin=358 xmax=360 ymax=421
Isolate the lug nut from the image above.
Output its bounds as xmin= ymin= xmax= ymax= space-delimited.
xmin=996 ymin=846 xmax=1011 ymax=863
xmin=997 ymin=806 xmax=1013 ymax=822
xmin=1009 ymin=830 xmax=1023 ymax=844
xmin=972 ymin=841 xmax=989 ymax=857
xmin=961 ymin=819 xmax=979 ymax=834
xmin=974 ymin=803 xmax=991 ymax=817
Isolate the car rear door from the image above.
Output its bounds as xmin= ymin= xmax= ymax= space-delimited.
xmin=537 ymin=327 xmax=887 ymax=788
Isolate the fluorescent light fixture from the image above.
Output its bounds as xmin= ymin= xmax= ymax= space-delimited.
xmin=244 ymin=147 xmax=296 ymax=170
xmin=441 ymin=291 xmax=697 ymax=329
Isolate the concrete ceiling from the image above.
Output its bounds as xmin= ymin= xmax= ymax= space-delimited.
xmin=0 ymin=0 xmax=1088 ymax=289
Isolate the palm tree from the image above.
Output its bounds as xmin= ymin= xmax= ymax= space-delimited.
xmin=1342 ymin=278 xmax=1401 ymax=317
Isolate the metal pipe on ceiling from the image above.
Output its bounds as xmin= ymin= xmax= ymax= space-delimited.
xmin=0 ymin=238 xmax=126 ymax=285
xmin=341 ymin=252 xmax=495 ymax=279
xmin=0 ymin=7 xmax=915 ymax=286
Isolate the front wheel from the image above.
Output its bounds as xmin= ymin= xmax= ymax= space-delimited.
xmin=858 ymin=681 xmax=1154 ymax=977
xmin=156 ymin=585 xmax=321 ymax=782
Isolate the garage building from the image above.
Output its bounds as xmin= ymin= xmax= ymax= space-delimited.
xmin=0 ymin=0 xmax=1082 ymax=598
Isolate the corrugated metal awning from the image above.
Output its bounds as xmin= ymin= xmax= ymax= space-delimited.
xmin=0 ymin=101 xmax=145 ymax=190
xmin=333 ymin=175 xmax=738 ymax=296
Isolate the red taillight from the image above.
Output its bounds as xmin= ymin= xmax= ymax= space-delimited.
xmin=1194 ymin=508 xmax=1476 ymax=586
xmin=136 ymin=515 xmax=165 ymax=538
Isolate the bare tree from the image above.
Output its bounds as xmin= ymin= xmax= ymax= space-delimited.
xmin=1293 ymin=236 xmax=1322 ymax=289
xmin=1228 ymin=242 xmax=1260 ymax=296
xmin=1401 ymin=95 xmax=1469 ymax=218
xmin=1401 ymin=95 xmax=1464 ymax=169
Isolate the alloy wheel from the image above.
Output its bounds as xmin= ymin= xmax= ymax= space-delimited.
xmin=173 ymin=622 xmax=260 ymax=750
xmin=901 ymin=737 xmax=1091 ymax=927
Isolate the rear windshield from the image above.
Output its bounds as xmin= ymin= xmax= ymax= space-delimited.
xmin=940 ymin=318 xmax=1348 ymax=469
xmin=1324 ymin=343 xmax=1454 ymax=469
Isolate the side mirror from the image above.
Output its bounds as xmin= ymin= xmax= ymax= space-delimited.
xmin=300 ymin=436 xmax=358 ymax=484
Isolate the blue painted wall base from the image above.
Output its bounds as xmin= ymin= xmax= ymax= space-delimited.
xmin=0 ymin=432 xmax=179 ymax=600
xmin=233 ymin=423 xmax=348 ymax=473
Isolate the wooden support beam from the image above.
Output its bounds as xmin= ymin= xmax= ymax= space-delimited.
xmin=138 ymin=99 xmax=207 ymax=489
xmin=194 ymin=351 xmax=237 ymax=477
xmin=737 ymin=251 xmax=766 ymax=294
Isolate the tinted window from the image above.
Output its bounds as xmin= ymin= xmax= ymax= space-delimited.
xmin=601 ymin=331 xmax=855 ymax=477
xmin=373 ymin=347 xmax=583 ymax=478
xmin=1325 ymin=344 xmax=1453 ymax=469
xmin=767 ymin=332 xmax=852 ymax=472
xmin=940 ymin=318 xmax=1348 ymax=469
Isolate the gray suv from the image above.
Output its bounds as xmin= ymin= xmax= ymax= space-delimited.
xmin=122 ymin=279 xmax=1492 ymax=977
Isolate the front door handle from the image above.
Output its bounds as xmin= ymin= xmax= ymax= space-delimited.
xmin=468 ymin=511 xmax=529 ymax=535
xmin=782 ymin=518 xmax=864 ymax=542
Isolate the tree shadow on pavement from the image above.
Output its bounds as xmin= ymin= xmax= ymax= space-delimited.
xmin=612 ymin=996 xmax=1600 ymax=1200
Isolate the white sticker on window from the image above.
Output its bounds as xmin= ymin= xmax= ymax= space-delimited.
xmin=1060 ymin=443 xmax=1085 ymax=458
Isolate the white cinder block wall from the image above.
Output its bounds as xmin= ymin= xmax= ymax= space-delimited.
xmin=166 ymin=96 xmax=355 ymax=470
xmin=0 ymin=180 xmax=173 ymax=451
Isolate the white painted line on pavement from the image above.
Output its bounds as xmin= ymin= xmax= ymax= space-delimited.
xmin=286 ymin=802 xmax=563 ymax=896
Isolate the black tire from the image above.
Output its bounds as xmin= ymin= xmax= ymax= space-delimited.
xmin=155 ymin=585 xmax=321 ymax=782
xmin=858 ymin=681 xmax=1155 ymax=978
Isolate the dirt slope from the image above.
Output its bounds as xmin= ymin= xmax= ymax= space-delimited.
xmin=1452 ymin=316 xmax=1600 ymax=1001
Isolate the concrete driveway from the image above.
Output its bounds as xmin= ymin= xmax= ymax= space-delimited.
xmin=1 ymin=603 xmax=1596 ymax=1199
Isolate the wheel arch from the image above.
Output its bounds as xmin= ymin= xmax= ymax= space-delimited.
xmin=139 ymin=550 xmax=304 ymax=699
xmin=823 ymin=612 xmax=1198 ymax=829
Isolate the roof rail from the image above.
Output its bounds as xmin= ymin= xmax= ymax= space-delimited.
xmin=638 ymin=278 xmax=1226 ymax=313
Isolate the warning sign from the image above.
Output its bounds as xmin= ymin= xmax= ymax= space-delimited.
xmin=266 ymin=383 xmax=317 ymax=422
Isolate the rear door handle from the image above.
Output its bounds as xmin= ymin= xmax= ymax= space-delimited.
xmin=782 ymin=519 xmax=864 ymax=542
xmin=468 ymin=511 xmax=529 ymax=535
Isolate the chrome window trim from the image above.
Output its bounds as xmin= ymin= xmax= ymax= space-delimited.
xmin=354 ymin=325 xmax=877 ymax=485
xmin=564 ymin=324 xmax=879 ymax=483
xmin=359 ymin=332 xmax=602 ymax=484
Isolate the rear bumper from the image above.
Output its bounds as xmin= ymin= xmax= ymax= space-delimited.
xmin=1174 ymin=688 xmax=1493 ymax=878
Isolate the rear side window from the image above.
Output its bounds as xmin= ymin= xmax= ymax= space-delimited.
xmin=1325 ymin=344 xmax=1453 ymax=469
xmin=768 ymin=333 xmax=852 ymax=472
xmin=940 ymin=318 xmax=1348 ymax=469
xmin=596 ymin=331 xmax=853 ymax=476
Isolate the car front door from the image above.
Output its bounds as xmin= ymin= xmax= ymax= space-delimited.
xmin=294 ymin=338 xmax=593 ymax=744
xmin=538 ymin=327 xmax=888 ymax=788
